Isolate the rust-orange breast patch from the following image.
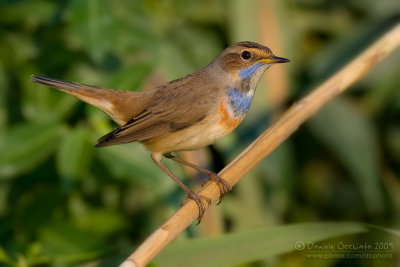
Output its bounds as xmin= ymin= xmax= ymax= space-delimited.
xmin=218 ymin=98 xmax=243 ymax=134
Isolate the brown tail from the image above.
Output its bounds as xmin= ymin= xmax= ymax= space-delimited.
xmin=32 ymin=75 xmax=152 ymax=125
xmin=32 ymin=75 xmax=100 ymax=93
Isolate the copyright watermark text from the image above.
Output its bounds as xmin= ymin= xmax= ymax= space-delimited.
xmin=294 ymin=241 xmax=394 ymax=260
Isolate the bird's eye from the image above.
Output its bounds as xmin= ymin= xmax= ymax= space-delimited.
xmin=241 ymin=50 xmax=251 ymax=60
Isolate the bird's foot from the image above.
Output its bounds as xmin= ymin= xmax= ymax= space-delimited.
xmin=203 ymin=173 xmax=232 ymax=204
xmin=184 ymin=192 xmax=211 ymax=224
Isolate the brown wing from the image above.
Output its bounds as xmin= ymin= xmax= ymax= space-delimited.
xmin=95 ymin=81 xmax=220 ymax=147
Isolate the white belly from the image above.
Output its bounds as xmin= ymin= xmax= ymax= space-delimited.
xmin=143 ymin=118 xmax=230 ymax=153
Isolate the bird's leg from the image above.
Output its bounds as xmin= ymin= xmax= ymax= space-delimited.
xmin=164 ymin=153 xmax=232 ymax=204
xmin=151 ymin=152 xmax=211 ymax=223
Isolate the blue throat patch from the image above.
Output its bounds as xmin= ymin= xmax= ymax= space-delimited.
xmin=238 ymin=62 xmax=266 ymax=79
xmin=226 ymin=88 xmax=254 ymax=116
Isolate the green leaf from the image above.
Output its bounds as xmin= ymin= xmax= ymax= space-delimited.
xmin=0 ymin=0 xmax=55 ymax=30
xmin=105 ymin=63 xmax=154 ymax=91
xmin=74 ymin=209 xmax=128 ymax=237
xmin=0 ymin=122 xmax=65 ymax=179
xmin=385 ymin=127 xmax=400 ymax=163
xmin=0 ymin=60 xmax=7 ymax=129
xmin=68 ymin=0 xmax=114 ymax=62
xmin=158 ymin=42 xmax=196 ymax=79
xmin=229 ymin=0 xmax=260 ymax=42
xmin=67 ymin=0 xmax=156 ymax=62
xmin=39 ymin=222 xmax=110 ymax=263
xmin=0 ymin=246 xmax=10 ymax=263
xmin=0 ymin=33 xmax=37 ymax=66
xmin=56 ymin=126 xmax=93 ymax=182
xmin=307 ymin=98 xmax=383 ymax=214
xmin=96 ymin=144 xmax=165 ymax=183
xmin=23 ymin=73 xmax=79 ymax=123
xmin=154 ymin=222 xmax=367 ymax=267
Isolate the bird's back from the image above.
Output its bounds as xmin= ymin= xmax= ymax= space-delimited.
xmin=96 ymin=71 xmax=224 ymax=150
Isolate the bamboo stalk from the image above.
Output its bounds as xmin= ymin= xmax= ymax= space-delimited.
xmin=120 ymin=23 xmax=400 ymax=267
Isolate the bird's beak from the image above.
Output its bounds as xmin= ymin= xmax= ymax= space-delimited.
xmin=259 ymin=56 xmax=290 ymax=64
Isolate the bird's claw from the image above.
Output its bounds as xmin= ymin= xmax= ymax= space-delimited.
xmin=208 ymin=173 xmax=232 ymax=204
xmin=185 ymin=192 xmax=211 ymax=224
xmin=184 ymin=173 xmax=231 ymax=224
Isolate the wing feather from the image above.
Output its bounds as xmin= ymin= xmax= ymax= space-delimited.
xmin=95 ymin=82 xmax=220 ymax=147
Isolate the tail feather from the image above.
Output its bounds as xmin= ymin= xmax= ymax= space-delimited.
xmin=32 ymin=75 xmax=152 ymax=125
xmin=31 ymin=75 xmax=97 ymax=92
xmin=32 ymin=75 xmax=119 ymax=121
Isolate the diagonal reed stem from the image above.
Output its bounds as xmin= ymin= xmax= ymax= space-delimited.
xmin=120 ymin=23 xmax=400 ymax=267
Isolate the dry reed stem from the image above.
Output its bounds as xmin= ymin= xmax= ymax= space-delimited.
xmin=120 ymin=23 xmax=400 ymax=267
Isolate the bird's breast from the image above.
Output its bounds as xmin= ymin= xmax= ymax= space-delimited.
xmin=218 ymin=101 xmax=243 ymax=134
xmin=218 ymin=87 xmax=254 ymax=133
xmin=225 ymin=87 xmax=254 ymax=115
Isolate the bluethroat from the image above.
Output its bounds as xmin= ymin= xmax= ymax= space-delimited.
xmin=32 ymin=41 xmax=290 ymax=221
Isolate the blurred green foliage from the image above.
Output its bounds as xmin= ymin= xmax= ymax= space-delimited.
xmin=0 ymin=0 xmax=399 ymax=266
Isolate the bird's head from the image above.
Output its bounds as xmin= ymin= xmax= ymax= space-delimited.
xmin=214 ymin=41 xmax=290 ymax=80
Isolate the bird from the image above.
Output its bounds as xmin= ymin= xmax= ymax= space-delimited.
xmin=32 ymin=41 xmax=290 ymax=222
